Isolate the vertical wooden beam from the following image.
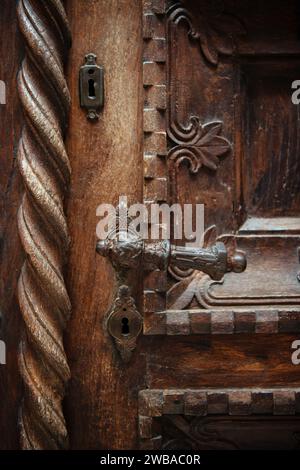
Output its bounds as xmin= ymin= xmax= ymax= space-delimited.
xmin=142 ymin=0 xmax=168 ymax=335
xmin=65 ymin=0 xmax=144 ymax=449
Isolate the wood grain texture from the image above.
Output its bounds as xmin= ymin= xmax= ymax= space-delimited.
xmin=1 ymin=0 xmax=300 ymax=451
xmin=242 ymin=61 xmax=300 ymax=217
xmin=0 ymin=1 xmax=24 ymax=450
xmin=17 ymin=0 xmax=72 ymax=449
xmin=144 ymin=335 xmax=300 ymax=389
xmin=64 ymin=0 xmax=144 ymax=449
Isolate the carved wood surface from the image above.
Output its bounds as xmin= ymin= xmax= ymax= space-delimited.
xmin=167 ymin=1 xmax=245 ymax=67
xmin=144 ymin=308 xmax=300 ymax=336
xmin=17 ymin=0 xmax=72 ymax=449
xmin=2 ymin=0 xmax=300 ymax=450
xmin=139 ymin=388 xmax=300 ymax=449
xmin=142 ymin=0 xmax=300 ymax=335
xmin=166 ymin=2 xmax=233 ymax=203
xmin=160 ymin=415 xmax=300 ymax=450
xmin=144 ymin=0 xmax=299 ymax=335
xmin=168 ymin=119 xmax=231 ymax=174
xmin=143 ymin=0 xmax=169 ymax=329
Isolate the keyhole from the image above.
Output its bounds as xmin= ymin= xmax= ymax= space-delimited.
xmin=88 ymin=78 xmax=96 ymax=98
xmin=121 ymin=316 xmax=130 ymax=335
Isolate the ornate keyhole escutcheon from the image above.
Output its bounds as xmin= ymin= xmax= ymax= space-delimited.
xmin=106 ymin=285 xmax=143 ymax=363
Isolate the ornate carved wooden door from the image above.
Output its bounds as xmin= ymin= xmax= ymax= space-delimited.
xmin=1 ymin=0 xmax=300 ymax=451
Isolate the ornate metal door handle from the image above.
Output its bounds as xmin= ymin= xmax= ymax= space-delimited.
xmin=96 ymin=237 xmax=246 ymax=280
xmin=96 ymin=223 xmax=246 ymax=362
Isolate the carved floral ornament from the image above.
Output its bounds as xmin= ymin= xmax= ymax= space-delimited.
xmin=168 ymin=118 xmax=231 ymax=174
xmin=166 ymin=1 xmax=241 ymax=174
xmin=168 ymin=0 xmax=246 ymax=66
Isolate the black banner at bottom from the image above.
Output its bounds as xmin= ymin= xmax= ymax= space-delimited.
xmin=0 ymin=450 xmax=297 ymax=467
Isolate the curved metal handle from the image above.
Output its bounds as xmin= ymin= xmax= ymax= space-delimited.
xmin=96 ymin=229 xmax=246 ymax=362
xmin=96 ymin=236 xmax=246 ymax=281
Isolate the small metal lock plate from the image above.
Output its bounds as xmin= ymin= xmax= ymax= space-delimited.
xmin=107 ymin=285 xmax=143 ymax=363
xmin=79 ymin=53 xmax=104 ymax=120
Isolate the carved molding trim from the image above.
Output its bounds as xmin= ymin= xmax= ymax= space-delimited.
xmin=167 ymin=233 xmax=300 ymax=311
xmin=142 ymin=0 xmax=169 ymax=323
xmin=144 ymin=308 xmax=300 ymax=336
xmin=17 ymin=0 xmax=71 ymax=449
xmin=167 ymin=1 xmax=245 ymax=66
xmin=139 ymin=388 xmax=300 ymax=449
xmin=196 ymin=278 xmax=300 ymax=309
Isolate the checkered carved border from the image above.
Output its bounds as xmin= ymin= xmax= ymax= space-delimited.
xmin=144 ymin=309 xmax=300 ymax=335
xmin=139 ymin=388 xmax=300 ymax=449
xmin=143 ymin=0 xmax=169 ymax=325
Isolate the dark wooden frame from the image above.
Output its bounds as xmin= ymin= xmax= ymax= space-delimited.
xmin=142 ymin=0 xmax=300 ymax=336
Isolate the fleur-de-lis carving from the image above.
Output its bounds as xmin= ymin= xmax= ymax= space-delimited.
xmin=168 ymin=117 xmax=231 ymax=173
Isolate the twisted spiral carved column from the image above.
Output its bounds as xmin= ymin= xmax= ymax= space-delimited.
xmin=17 ymin=0 xmax=72 ymax=449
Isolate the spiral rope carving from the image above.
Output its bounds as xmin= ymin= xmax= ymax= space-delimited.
xmin=17 ymin=0 xmax=72 ymax=449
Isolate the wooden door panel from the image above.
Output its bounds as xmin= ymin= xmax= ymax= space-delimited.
xmin=1 ymin=0 xmax=300 ymax=451
xmin=142 ymin=0 xmax=300 ymax=333
xmin=139 ymin=0 xmax=300 ymax=451
xmin=241 ymin=60 xmax=300 ymax=218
